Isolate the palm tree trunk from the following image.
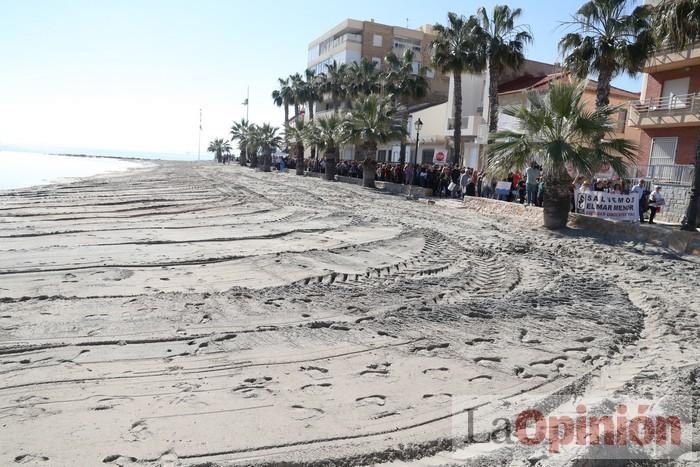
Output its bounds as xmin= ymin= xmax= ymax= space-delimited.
xmin=324 ymin=148 xmax=336 ymax=181
xmin=262 ymin=150 xmax=271 ymax=172
xmin=488 ymin=62 xmax=500 ymax=134
xmin=295 ymin=142 xmax=304 ymax=176
xmin=595 ymin=66 xmax=613 ymax=108
xmin=399 ymin=111 xmax=409 ymax=165
xmin=453 ymin=71 xmax=462 ymax=165
xmin=361 ymin=142 xmax=378 ymax=188
xmin=284 ymin=104 xmax=290 ymax=152
xmin=681 ymin=137 xmax=700 ymax=231
xmin=309 ymin=100 xmax=317 ymax=161
xmin=542 ymin=166 xmax=573 ymax=229
xmin=239 ymin=145 xmax=247 ymax=166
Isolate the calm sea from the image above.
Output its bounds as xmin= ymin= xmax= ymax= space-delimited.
xmin=0 ymin=151 xmax=165 ymax=190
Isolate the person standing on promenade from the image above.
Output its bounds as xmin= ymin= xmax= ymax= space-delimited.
xmin=648 ymin=185 xmax=665 ymax=224
xmin=525 ymin=161 xmax=541 ymax=205
xmin=631 ymin=179 xmax=646 ymax=223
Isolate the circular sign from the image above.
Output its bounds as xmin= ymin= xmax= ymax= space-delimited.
xmin=435 ymin=151 xmax=446 ymax=162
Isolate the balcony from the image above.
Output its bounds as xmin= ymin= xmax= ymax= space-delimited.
xmin=628 ymin=93 xmax=700 ymax=128
xmin=628 ymin=164 xmax=695 ymax=186
xmin=447 ymin=115 xmax=484 ymax=134
xmin=645 ymin=41 xmax=700 ymax=73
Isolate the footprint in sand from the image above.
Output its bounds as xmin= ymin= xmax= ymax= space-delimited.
xmin=300 ymin=383 xmax=332 ymax=394
xmin=14 ymin=454 xmax=49 ymax=463
xmin=359 ymin=362 xmax=391 ymax=376
xmin=290 ymin=405 xmax=324 ymax=421
xmin=355 ymin=395 xmax=386 ymax=407
xmin=127 ymin=420 xmax=151 ymax=442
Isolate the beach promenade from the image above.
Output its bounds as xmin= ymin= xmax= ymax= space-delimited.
xmin=1 ymin=162 xmax=698 ymax=465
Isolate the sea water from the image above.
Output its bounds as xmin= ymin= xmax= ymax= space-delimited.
xmin=0 ymin=151 xmax=152 ymax=190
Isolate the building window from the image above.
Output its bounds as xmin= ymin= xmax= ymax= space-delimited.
xmin=373 ymin=34 xmax=383 ymax=47
xmin=421 ymin=149 xmax=435 ymax=165
xmin=377 ymin=150 xmax=387 ymax=162
xmin=649 ymin=137 xmax=678 ymax=166
xmin=425 ymin=68 xmax=435 ymax=79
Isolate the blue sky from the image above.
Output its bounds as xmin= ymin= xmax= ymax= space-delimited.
xmin=0 ymin=0 xmax=642 ymax=157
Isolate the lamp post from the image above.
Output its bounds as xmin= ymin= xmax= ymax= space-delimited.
xmin=413 ymin=118 xmax=423 ymax=166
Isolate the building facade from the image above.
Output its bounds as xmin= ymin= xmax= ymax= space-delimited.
xmin=307 ymin=19 xmax=450 ymax=110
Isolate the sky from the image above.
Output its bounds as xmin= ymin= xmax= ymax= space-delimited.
xmin=0 ymin=0 xmax=642 ymax=158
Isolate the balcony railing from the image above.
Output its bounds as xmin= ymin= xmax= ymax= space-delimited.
xmin=628 ymin=164 xmax=696 ymax=186
xmin=628 ymin=93 xmax=700 ymax=127
xmin=646 ymin=41 xmax=700 ymax=71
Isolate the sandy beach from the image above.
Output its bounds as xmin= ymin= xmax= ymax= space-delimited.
xmin=1 ymin=162 xmax=698 ymax=466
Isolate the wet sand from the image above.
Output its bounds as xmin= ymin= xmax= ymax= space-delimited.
xmin=1 ymin=162 xmax=698 ymax=466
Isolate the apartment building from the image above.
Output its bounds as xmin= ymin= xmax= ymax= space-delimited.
xmin=629 ymin=40 xmax=700 ymax=183
xmin=307 ymin=18 xmax=450 ymax=111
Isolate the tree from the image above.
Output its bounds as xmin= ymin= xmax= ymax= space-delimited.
xmin=345 ymin=94 xmax=404 ymax=188
xmin=319 ymin=61 xmax=348 ymax=113
xmin=476 ymin=5 xmax=533 ymax=134
xmin=486 ymin=80 xmax=636 ymax=229
xmin=272 ymin=77 xmax=294 ymax=148
xmin=345 ymin=58 xmax=380 ymax=100
xmin=290 ymin=72 xmax=305 ymax=119
xmin=230 ymin=118 xmax=252 ymax=166
xmin=253 ymin=123 xmax=282 ymax=172
xmin=207 ymin=138 xmax=232 ymax=164
xmin=303 ymin=69 xmax=322 ymax=160
xmin=285 ymin=119 xmax=307 ymax=176
xmin=559 ymin=0 xmax=655 ymax=108
xmin=432 ymin=13 xmax=488 ymax=165
xmin=245 ymin=124 xmax=260 ymax=168
xmin=653 ymin=0 xmax=700 ymax=50
xmin=306 ymin=115 xmax=350 ymax=181
xmin=383 ymin=49 xmax=430 ymax=164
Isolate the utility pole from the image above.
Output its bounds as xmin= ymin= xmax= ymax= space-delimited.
xmin=197 ymin=108 xmax=202 ymax=161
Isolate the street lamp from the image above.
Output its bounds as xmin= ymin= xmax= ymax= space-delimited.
xmin=413 ymin=118 xmax=423 ymax=165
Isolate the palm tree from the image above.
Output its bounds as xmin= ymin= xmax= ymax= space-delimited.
xmin=230 ymin=118 xmax=251 ymax=166
xmin=345 ymin=58 xmax=380 ymax=100
xmin=245 ymin=124 xmax=260 ymax=168
xmin=487 ymin=80 xmax=637 ymax=229
xmin=285 ymin=119 xmax=307 ymax=176
xmin=290 ymin=72 xmax=305 ymax=119
xmin=207 ymin=138 xmax=232 ymax=164
xmin=272 ymin=77 xmax=294 ymax=148
xmin=476 ymin=5 xmax=533 ymax=134
xmin=303 ymin=69 xmax=322 ymax=160
xmin=383 ymin=49 xmax=430 ymax=164
xmin=432 ymin=13 xmax=488 ymax=164
xmin=345 ymin=94 xmax=404 ymax=188
xmin=559 ymin=0 xmax=655 ymax=108
xmin=306 ymin=115 xmax=350 ymax=181
xmin=254 ymin=123 xmax=283 ymax=172
xmin=653 ymin=0 xmax=700 ymax=50
xmin=319 ymin=61 xmax=348 ymax=113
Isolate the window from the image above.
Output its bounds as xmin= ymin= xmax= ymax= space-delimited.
xmin=649 ymin=137 xmax=678 ymax=166
xmin=425 ymin=68 xmax=435 ymax=79
xmin=373 ymin=34 xmax=383 ymax=47
xmin=411 ymin=62 xmax=420 ymax=74
xmin=372 ymin=57 xmax=381 ymax=69
xmin=421 ymin=149 xmax=435 ymax=165
xmin=377 ymin=150 xmax=387 ymax=162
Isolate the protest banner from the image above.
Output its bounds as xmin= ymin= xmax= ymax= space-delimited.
xmin=575 ymin=190 xmax=639 ymax=221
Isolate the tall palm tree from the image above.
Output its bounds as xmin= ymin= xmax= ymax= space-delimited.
xmin=345 ymin=58 xmax=380 ymax=100
xmin=290 ymin=72 xmax=305 ymax=119
xmin=559 ymin=0 xmax=655 ymax=108
xmin=653 ymin=0 xmax=700 ymax=50
xmin=432 ymin=13 xmax=488 ymax=164
xmin=254 ymin=123 xmax=283 ymax=172
xmin=319 ymin=61 xmax=348 ymax=113
xmin=230 ymin=118 xmax=251 ymax=166
xmin=306 ymin=115 xmax=349 ymax=181
xmin=285 ymin=119 xmax=307 ymax=176
xmin=303 ymin=69 xmax=322 ymax=160
xmin=476 ymin=5 xmax=533 ymax=134
xmin=345 ymin=94 xmax=404 ymax=188
xmin=272 ymin=77 xmax=294 ymax=148
xmin=487 ymin=80 xmax=636 ymax=229
xmin=207 ymin=138 xmax=232 ymax=164
xmin=383 ymin=49 xmax=430 ymax=164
